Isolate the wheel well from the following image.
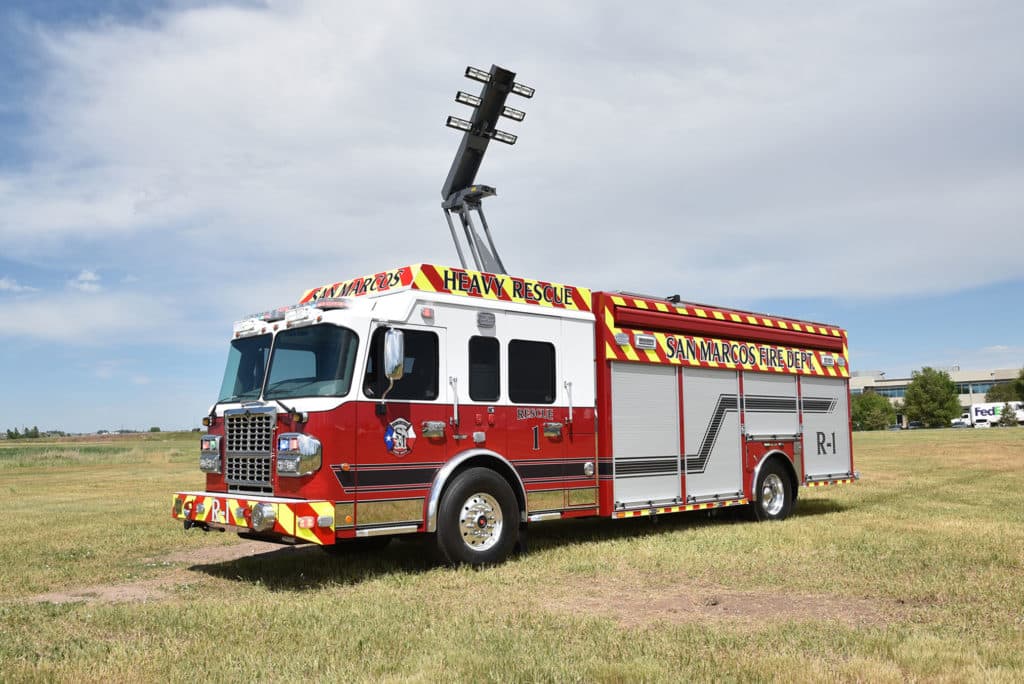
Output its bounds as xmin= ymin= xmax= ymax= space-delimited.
xmin=756 ymin=451 xmax=799 ymax=501
xmin=437 ymin=454 xmax=526 ymax=525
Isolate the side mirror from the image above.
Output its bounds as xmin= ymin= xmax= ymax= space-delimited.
xmin=383 ymin=328 xmax=404 ymax=381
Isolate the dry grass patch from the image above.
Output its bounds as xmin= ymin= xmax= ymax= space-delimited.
xmin=2 ymin=428 xmax=1024 ymax=681
xmin=542 ymin=570 xmax=897 ymax=627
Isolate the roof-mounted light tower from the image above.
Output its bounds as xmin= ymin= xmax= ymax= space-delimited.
xmin=441 ymin=64 xmax=533 ymax=275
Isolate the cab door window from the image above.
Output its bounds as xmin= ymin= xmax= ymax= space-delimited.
xmin=363 ymin=328 xmax=439 ymax=401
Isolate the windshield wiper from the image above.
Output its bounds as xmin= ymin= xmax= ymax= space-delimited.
xmin=275 ymin=398 xmax=305 ymax=423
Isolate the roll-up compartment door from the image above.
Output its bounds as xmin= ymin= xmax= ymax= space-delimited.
xmin=682 ymin=368 xmax=743 ymax=501
xmin=611 ymin=362 xmax=681 ymax=507
xmin=800 ymin=376 xmax=852 ymax=480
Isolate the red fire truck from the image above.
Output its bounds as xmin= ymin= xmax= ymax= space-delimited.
xmin=172 ymin=65 xmax=855 ymax=565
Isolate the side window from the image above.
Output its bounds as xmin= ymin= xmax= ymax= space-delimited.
xmin=363 ymin=328 xmax=439 ymax=401
xmin=469 ymin=336 xmax=499 ymax=401
xmin=508 ymin=339 xmax=556 ymax=404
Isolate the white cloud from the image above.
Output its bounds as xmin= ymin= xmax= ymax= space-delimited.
xmin=0 ymin=290 xmax=196 ymax=345
xmin=68 ymin=269 xmax=102 ymax=293
xmin=94 ymin=360 xmax=120 ymax=379
xmin=0 ymin=0 xmax=1020 ymax=331
xmin=0 ymin=277 xmax=37 ymax=293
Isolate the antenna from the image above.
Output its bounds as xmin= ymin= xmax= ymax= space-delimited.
xmin=441 ymin=64 xmax=533 ymax=274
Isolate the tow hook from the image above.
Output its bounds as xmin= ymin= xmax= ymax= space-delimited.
xmin=183 ymin=520 xmax=209 ymax=532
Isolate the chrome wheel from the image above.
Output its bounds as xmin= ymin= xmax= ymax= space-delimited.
xmin=459 ymin=492 xmax=504 ymax=552
xmin=761 ymin=473 xmax=786 ymax=516
xmin=437 ymin=468 xmax=519 ymax=566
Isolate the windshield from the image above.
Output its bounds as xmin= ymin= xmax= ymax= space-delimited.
xmin=218 ymin=334 xmax=272 ymax=403
xmin=263 ymin=324 xmax=359 ymax=400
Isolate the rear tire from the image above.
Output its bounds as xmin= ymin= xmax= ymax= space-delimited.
xmin=751 ymin=459 xmax=794 ymax=521
xmin=436 ymin=467 xmax=519 ymax=566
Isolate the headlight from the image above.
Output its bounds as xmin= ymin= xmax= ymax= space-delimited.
xmin=199 ymin=435 xmax=222 ymax=473
xmin=276 ymin=433 xmax=322 ymax=477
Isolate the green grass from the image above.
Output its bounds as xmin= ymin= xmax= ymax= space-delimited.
xmin=1 ymin=428 xmax=1023 ymax=681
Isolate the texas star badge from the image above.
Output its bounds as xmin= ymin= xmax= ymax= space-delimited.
xmin=384 ymin=417 xmax=416 ymax=456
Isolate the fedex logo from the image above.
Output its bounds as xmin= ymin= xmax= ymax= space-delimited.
xmin=974 ymin=406 xmax=1001 ymax=418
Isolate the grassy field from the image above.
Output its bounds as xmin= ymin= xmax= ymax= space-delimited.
xmin=1 ymin=429 xmax=1022 ymax=682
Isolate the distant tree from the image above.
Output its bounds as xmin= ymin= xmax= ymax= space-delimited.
xmin=986 ymin=382 xmax=1020 ymax=402
xmin=851 ymin=391 xmax=896 ymax=430
xmin=5 ymin=428 xmax=19 ymax=440
xmin=904 ymin=367 xmax=962 ymax=428
xmin=149 ymin=426 xmax=161 ymax=433
xmin=27 ymin=426 xmax=40 ymax=438
xmin=1015 ymin=369 xmax=1024 ymax=404
xmin=997 ymin=402 xmax=1020 ymax=427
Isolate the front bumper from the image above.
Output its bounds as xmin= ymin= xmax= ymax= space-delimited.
xmin=171 ymin=491 xmax=336 ymax=545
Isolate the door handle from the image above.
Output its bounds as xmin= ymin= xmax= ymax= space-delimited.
xmin=448 ymin=376 xmax=459 ymax=428
xmin=543 ymin=422 xmax=564 ymax=438
xmin=421 ymin=421 xmax=446 ymax=438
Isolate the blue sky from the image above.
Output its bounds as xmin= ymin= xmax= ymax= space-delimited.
xmin=1 ymin=1 xmax=1022 ymax=433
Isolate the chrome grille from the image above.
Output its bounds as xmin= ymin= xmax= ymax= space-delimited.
xmin=224 ymin=408 xmax=275 ymax=493
xmin=225 ymin=455 xmax=272 ymax=490
xmin=225 ymin=410 xmax=274 ymax=453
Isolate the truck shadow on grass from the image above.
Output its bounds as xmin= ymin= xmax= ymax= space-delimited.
xmin=188 ymin=539 xmax=438 ymax=591
xmin=524 ymin=497 xmax=847 ymax=554
xmin=190 ymin=498 xmax=847 ymax=591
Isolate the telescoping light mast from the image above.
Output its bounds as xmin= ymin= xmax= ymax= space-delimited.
xmin=441 ymin=64 xmax=534 ymax=275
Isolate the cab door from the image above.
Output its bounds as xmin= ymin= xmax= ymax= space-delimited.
xmin=353 ymin=324 xmax=448 ymax=532
xmin=453 ymin=332 xmax=505 ymax=458
xmin=503 ymin=312 xmax=567 ymax=513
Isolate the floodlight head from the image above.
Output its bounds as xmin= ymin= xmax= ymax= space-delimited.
xmin=465 ymin=66 xmax=491 ymax=84
xmin=501 ymin=105 xmax=526 ymax=122
xmin=456 ymin=91 xmax=482 ymax=107
xmin=446 ymin=115 xmax=473 ymax=132
xmin=511 ymin=82 xmax=535 ymax=98
xmin=491 ymin=129 xmax=517 ymax=145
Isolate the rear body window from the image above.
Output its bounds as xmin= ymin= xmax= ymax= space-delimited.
xmin=508 ymin=340 xmax=556 ymax=404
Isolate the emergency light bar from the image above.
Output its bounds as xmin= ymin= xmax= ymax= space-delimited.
xmin=313 ymin=298 xmax=348 ymax=310
xmin=232 ymin=319 xmax=262 ymax=338
xmin=285 ymin=306 xmax=314 ymax=326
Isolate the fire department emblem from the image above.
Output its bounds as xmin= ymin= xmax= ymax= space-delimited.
xmin=384 ymin=418 xmax=416 ymax=456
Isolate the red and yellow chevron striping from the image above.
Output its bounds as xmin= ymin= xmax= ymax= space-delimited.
xmin=606 ymin=294 xmax=844 ymax=339
xmin=300 ymin=264 xmax=593 ymax=312
xmin=805 ymin=478 xmax=855 ymax=488
xmin=601 ymin=295 xmax=850 ymax=378
xmin=613 ymin=498 xmax=748 ymax=519
xmin=414 ymin=265 xmax=592 ymax=311
xmin=171 ymin=493 xmax=336 ymax=545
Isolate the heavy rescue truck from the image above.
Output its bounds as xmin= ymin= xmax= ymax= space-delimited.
xmin=173 ymin=65 xmax=856 ymax=565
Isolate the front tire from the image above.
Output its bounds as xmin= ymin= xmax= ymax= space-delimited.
xmin=436 ymin=467 xmax=519 ymax=566
xmin=751 ymin=459 xmax=794 ymax=521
